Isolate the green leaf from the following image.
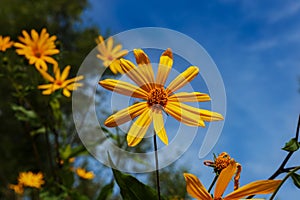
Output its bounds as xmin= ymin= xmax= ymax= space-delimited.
xmin=61 ymin=144 xmax=72 ymax=160
xmin=282 ymin=138 xmax=300 ymax=152
xmin=30 ymin=127 xmax=46 ymax=136
xmin=108 ymin=153 xmax=165 ymax=200
xmin=291 ymin=172 xmax=300 ymax=189
xmin=96 ymin=181 xmax=114 ymax=200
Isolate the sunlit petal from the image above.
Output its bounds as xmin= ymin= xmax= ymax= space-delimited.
xmin=168 ymin=92 xmax=211 ymax=102
xmin=105 ymin=102 xmax=148 ymax=127
xmin=224 ymin=180 xmax=281 ymax=200
xmin=127 ymin=108 xmax=152 ymax=146
xmin=156 ymin=48 xmax=173 ymax=86
xmin=120 ymin=59 xmax=152 ymax=91
xmin=152 ymin=108 xmax=168 ymax=145
xmin=133 ymin=49 xmax=155 ymax=85
xmin=166 ymin=66 xmax=199 ymax=94
xmin=99 ymin=79 xmax=148 ymax=99
xmin=165 ymin=101 xmax=205 ymax=127
xmin=184 ymin=173 xmax=212 ymax=200
xmin=215 ymin=160 xmax=237 ymax=198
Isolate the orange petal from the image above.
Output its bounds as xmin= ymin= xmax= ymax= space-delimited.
xmin=166 ymin=66 xmax=199 ymax=94
xmin=120 ymin=59 xmax=153 ymax=92
xmin=184 ymin=173 xmax=212 ymax=200
xmin=104 ymin=102 xmax=148 ymax=127
xmin=133 ymin=49 xmax=154 ymax=86
xmin=156 ymin=48 xmax=173 ymax=86
xmin=99 ymin=79 xmax=148 ymax=99
xmin=168 ymin=92 xmax=211 ymax=102
xmin=214 ymin=160 xmax=237 ymax=199
xmin=224 ymin=180 xmax=281 ymax=200
xmin=164 ymin=101 xmax=205 ymax=127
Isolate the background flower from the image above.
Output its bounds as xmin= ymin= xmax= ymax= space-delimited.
xmin=14 ymin=28 xmax=59 ymax=70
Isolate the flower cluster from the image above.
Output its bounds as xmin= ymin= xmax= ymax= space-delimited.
xmin=9 ymin=171 xmax=44 ymax=195
xmin=1 ymin=28 xmax=84 ymax=97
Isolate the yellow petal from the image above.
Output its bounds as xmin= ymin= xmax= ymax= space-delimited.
xmin=133 ymin=49 xmax=154 ymax=85
xmin=99 ymin=79 xmax=148 ymax=99
xmin=38 ymin=69 xmax=55 ymax=82
xmin=224 ymin=180 xmax=281 ymax=200
xmin=60 ymin=65 xmax=71 ymax=81
xmin=152 ymin=108 xmax=168 ymax=145
xmin=199 ymin=109 xmax=224 ymax=121
xmin=127 ymin=108 xmax=152 ymax=147
xmin=104 ymin=102 xmax=148 ymax=127
xmin=168 ymin=92 xmax=211 ymax=102
xmin=183 ymin=173 xmax=212 ymax=200
xmin=113 ymin=49 xmax=128 ymax=58
xmin=165 ymin=102 xmax=205 ymax=127
xmin=215 ymin=160 xmax=237 ymax=199
xmin=156 ymin=48 xmax=173 ymax=86
xmin=109 ymin=59 xmax=123 ymax=74
xmin=166 ymin=66 xmax=199 ymax=94
xmin=107 ymin=36 xmax=114 ymax=51
xmin=62 ymin=88 xmax=71 ymax=97
xmin=120 ymin=59 xmax=152 ymax=92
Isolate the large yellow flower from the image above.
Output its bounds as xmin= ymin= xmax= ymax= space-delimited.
xmin=96 ymin=35 xmax=128 ymax=74
xmin=99 ymin=48 xmax=224 ymax=147
xmin=76 ymin=168 xmax=95 ymax=180
xmin=18 ymin=171 xmax=45 ymax=189
xmin=0 ymin=36 xmax=14 ymax=51
xmin=14 ymin=28 xmax=59 ymax=71
xmin=38 ymin=65 xmax=84 ymax=97
xmin=184 ymin=160 xmax=281 ymax=200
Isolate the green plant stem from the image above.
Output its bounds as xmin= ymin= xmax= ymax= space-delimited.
xmin=269 ymin=166 xmax=300 ymax=200
xmin=153 ymin=132 xmax=161 ymax=200
xmin=247 ymin=114 xmax=300 ymax=199
xmin=208 ymin=174 xmax=218 ymax=193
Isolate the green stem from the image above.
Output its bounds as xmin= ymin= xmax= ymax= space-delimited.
xmin=153 ymin=132 xmax=161 ymax=200
xmin=269 ymin=166 xmax=300 ymax=200
xmin=208 ymin=174 xmax=219 ymax=193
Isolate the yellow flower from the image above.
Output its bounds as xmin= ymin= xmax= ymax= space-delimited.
xmin=0 ymin=36 xmax=14 ymax=51
xmin=9 ymin=184 xmax=24 ymax=195
xmin=18 ymin=171 xmax=44 ymax=189
xmin=38 ymin=65 xmax=84 ymax=97
xmin=76 ymin=168 xmax=95 ymax=180
xmin=99 ymin=48 xmax=224 ymax=147
xmin=96 ymin=35 xmax=128 ymax=74
xmin=184 ymin=161 xmax=281 ymax=200
xmin=14 ymin=28 xmax=59 ymax=71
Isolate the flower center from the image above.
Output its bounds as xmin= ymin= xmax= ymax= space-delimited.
xmin=107 ymin=55 xmax=114 ymax=61
xmin=147 ymin=87 xmax=168 ymax=107
xmin=32 ymin=46 xmax=42 ymax=58
xmin=55 ymin=80 xmax=63 ymax=86
xmin=215 ymin=152 xmax=231 ymax=171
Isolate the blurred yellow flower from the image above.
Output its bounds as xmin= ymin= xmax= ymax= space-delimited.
xmin=9 ymin=184 xmax=24 ymax=195
xmin=18 ymin=171 xmax=44 ymax=189
xmin=76 ymin=168 xmax=95 ymax=180
xmin=184 ymin=160 xmax=281 ymax=200
xmin=14 ymin=28 xmax=59 ymax=71
xmin=38 ymin=65 xmax=84 ymax=97
xmin=0 ymin=36 xmax=14 ymax=51
xmin=96 ymin=35 xmax=128 ymax=74
xmin=99 ymin=48 xmax=223 ymax=147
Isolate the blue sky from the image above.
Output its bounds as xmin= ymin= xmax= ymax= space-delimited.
xmin=82 ymin=0 xmax=300 ymax=198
